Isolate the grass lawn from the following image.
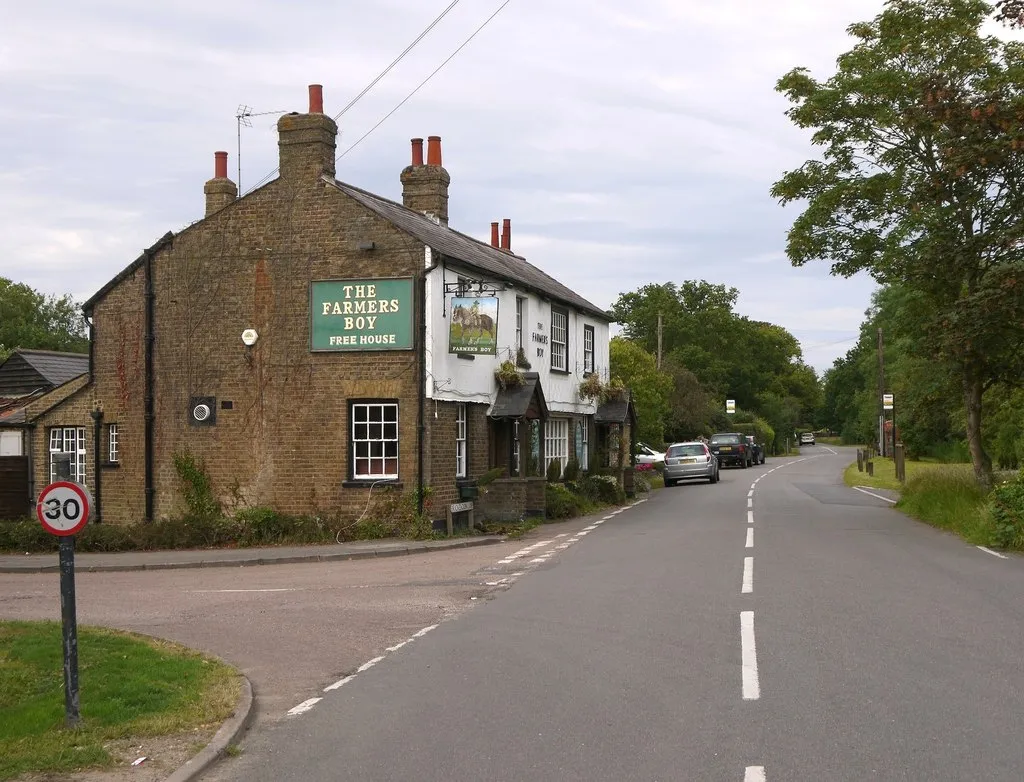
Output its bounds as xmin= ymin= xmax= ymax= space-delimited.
xmin=0 ymin=621 xmax=240 ymax=781
xmin=842 ymin=455 xmax=958 ymax=492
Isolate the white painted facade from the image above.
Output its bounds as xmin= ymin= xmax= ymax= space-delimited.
xmin=423 ymin=252 xmax=611 ymax=415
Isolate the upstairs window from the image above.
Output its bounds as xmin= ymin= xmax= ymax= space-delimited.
xmin=516 ymin=297 xmax=525 ymax=351
xmin=583 ymin=325 xmax=595 ymax=375
xmin=107 ymin=423 xmax=120 ymax=464
xmin=550 ymin=308 xmax=568 ymax=372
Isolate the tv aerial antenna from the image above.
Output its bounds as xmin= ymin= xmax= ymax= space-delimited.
xmin=236 ymin=104 xmax=287 ymax=193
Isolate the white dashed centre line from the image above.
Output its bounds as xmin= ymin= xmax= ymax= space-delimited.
xmin=747 ymin=497 xmax=753 ymax=508
xmin=747 ymin=510 xmax=754 ymax=525
xmin=740 ymin=611 xmax=760 ymax=700
xmin=742 ymin=557 xmax=753 ymax=594
xmin=745 ymin=527 xmax=753 ymax=548
xmin=324 ymin=675 xmax=356 ymax=692
xmin=745 ymin=766 xmax=767 ymax=781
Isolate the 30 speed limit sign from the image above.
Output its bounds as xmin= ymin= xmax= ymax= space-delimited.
xmin=37 ymin=482 xmax=92 ymax=536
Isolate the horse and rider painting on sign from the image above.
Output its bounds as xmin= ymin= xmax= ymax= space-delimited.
xmin=449 ymin=297 xmax=499 ymax=355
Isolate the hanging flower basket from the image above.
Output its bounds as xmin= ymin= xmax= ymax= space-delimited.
xmin=495 ymin=359 xmax=525 ymax=390
xmin=578 ymin=373 xmax=604 ymax=401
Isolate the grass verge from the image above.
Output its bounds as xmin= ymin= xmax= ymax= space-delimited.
xmin=897 ymin=468 xmax=992 ymax=546
xmin=842 ymin=456 xmax=953 ymax=492
xmin=0 ymin=621 xmax=240 ymax=781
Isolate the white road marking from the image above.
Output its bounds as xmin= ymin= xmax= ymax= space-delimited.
xmin=747 ymin=510 xmax=754 ymax=525
xmin=189 ymin=588 xmax=295 ymax=593
xmin=287 ymin=697 xmax=322 ymax=716
xmin=746 ymin=528 xmax=753 ymax=548
xmin=747 ymin=497 xmax=753 ymax=508
xmin=582 ymin=525 xmax=597 ymax=531
xmin=853 ymin=486 xmax=898 ymax=504
xmin=741 ymin=611 xmax=760 ymax=700
xmin=748 ymin=488 xmax=755 ymax=496
xmin=556 ymin=533 xmax=568 ymax=538
xmin=385 ymin=640 xmax=409 ymax=652
xmin=594 ymin=520 xmax=605 ymax=525
xmin=577 ymin=530 xmax=590 ymax=536
xmin=324 ymin=675 xmax=356 ymax=692
xmin=529 ymin=557 xmax=546 ymax=563
xmin=742 ymin=557 xmax=753 ymax=594
xmin=823 ymin=446 xmax=838 ymax=455
xmin=413 ymin=624 xmax=437 ymax=638
xmin=977 ymin=546 xmax=1009 ymax=560
xmin=745 ymin=766 xmax=766 ymax=782
xmin=357 ymin=656 xmax=385 ymax=672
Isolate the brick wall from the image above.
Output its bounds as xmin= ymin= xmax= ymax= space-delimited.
xmin=427 ymin=400 xmax=489 ymax=521
xmin=476 ymin=477 xmax=545 ymax=522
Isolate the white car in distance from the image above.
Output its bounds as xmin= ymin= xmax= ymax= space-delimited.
xmin=635 ymin=442 xmax=665 ymax=465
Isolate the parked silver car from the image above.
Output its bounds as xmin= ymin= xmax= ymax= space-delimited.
xmin=663 ymin=441 xmax=719 ymax=486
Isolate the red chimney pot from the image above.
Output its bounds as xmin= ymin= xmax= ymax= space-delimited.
xmin=214 ymin=151 xmax=228 ymax=179
xmin=427 ymin=136 xmax=442 ymax=166
xmin=308 ymin=84 xmax=324 ymax=114
xmin=490 ymin=222 xmax=499 ymax=247
xmin=411 ymin=138 xmax=424 ymax=166
xmin=501 ymin=218 xmax=511 ymax=251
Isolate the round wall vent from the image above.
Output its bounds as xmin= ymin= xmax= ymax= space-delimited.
xmin=192 ymin=403 xmax=212 ymax=422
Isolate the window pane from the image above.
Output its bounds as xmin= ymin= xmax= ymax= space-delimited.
xmin=384 ymin=423 xmax=398 ymax=440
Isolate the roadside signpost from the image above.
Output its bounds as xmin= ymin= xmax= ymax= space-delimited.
xmin=36 ymin=480 xmax=92 ymax=727
xmin=726 ymin=399 xmax=736 ymax=415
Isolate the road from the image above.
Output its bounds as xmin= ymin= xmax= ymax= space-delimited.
xmin=4 ymin=446 xmax=1023 ymax=780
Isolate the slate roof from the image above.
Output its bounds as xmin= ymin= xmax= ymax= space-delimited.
xmin=14 ymin=350 xmax=89 ymax=387
xmin=595 ymin=390 xmax=637 ymax=425
xmin=331 ymin=180 xmax=613 ymax=322
xmin=488 ymin=372 xmax=548 ymax=419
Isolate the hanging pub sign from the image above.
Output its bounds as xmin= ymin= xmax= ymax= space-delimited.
xmin=449 ymin=296 xmax=499 ymax=355
xmin=310 ymin=278 xmax=414 ymax=351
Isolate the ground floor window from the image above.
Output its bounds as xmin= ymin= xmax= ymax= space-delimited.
xmin=576 ymin=419 xmax=589 ymax=471
xmin=107 ymin=423 xmax=120 ymax=464
xmin=455 ymin=403 xmax=467 ymax=478
xmin=49 ymin=426 xmax=86 ymax=483
xmin=351 ymin=402 xmax=399 ymax=479
xmin=545 ymin=418 xmax=569 ymax=474
xmin=0 ymin=431 xmax=22 ymax=456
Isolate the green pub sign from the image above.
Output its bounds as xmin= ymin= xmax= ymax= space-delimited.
xmin=310 ymin=278 xmax=414 ymax=351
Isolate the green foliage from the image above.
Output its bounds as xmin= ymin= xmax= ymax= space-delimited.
xmin=494 ymin=359 xmax=524 ymax=390
xmin=477 ymin=467 xmax=507 ymax=486
xmin=897 ymin=467 xmax=992 ymax=545
xmin=0 ymin=278 xmax=89 ymax=361
xmin=545 ymin=484 xmax=589 ymax=519
xmin=609 ymin=336 xmax=672 ymax=446
xmin=574 ymin=474 xmax=626 ymax=506
xmin=172 ymin=451 xmax=221 ymax=520
xmin=0 ymin=620 xmax=237 ymax=780
xmin=562 ymin=457 xmax=580 ymax=483
xmin=546 ymin=458 xmax=563 ymax=483
xmin=772 ymin=0 xmax=1024 ymax=486
xmin=988 ymin=471 xmax=1024 ymax=548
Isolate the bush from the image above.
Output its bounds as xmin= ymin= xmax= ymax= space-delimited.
xmin=898 ymin=467 xmax=990 ymax=545
xmin=576 ymin=475 xmax=626 ymax=506
xmin=545 ymin=484 xmax=588 ymax=519
xmin=988 ymin=471 xmax=1024 ymax=549
xmin=563 ymin=458 xmax=580 ymax=483
xmin=546 ymin=458 xmax=563 ymax=483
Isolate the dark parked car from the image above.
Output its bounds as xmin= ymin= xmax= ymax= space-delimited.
xmin=709 ymin=432 xmax=753 ymax=468
xmin=745 ymin=435 xmax=766 ymax=465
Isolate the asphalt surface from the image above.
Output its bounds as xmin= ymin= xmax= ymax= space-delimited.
xmin=194 ymin=446 xmax=1024 ymax=782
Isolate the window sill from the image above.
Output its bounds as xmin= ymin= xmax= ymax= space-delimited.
xmin=342 ymin=480 xmax=403 ymax=489
xmin=549 ymin=368 xmax=571 ymax=375
xmin=101 ymin=462 xmax=120 ymax=469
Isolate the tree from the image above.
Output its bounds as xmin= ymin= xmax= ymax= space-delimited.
xmin=609 ymin=337 xmax=672 ymax=447
xmin=771 ymin=0 xmax=1024 ymax=487
xmin=0 ymin=278 xmax=88 ymax=361
xmin=996 ymin=0 xmax=1024 ymax=25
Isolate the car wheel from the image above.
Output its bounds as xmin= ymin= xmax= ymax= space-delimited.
xmin=665 ymin=479 xmax=676 ymax=487
xmin=709 ymin=469 xmax=718 ymax=484
xmin=741 ymin=456 xmax=748 ymax=468
xmin=761 ymin=454 xmax=766 ymax=464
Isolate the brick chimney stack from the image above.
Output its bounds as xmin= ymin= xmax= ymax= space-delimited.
xmin=400 ymin=135 xmax=450 ymax=225
xmin=501 ymin=218 xmax=511 ymax=251
xmin=277 ymin=84 xmax=337 ymax=181
xmin=204 ymin=151 xmax=238 ymax=216
xmin=490 ymin=222 xmax=499 ymax=247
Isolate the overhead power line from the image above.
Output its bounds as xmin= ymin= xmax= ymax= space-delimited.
xmin=338 ymin=0 xmax=513 ymax=161
xmin=242 ymin=0 xmax=467 ymax=195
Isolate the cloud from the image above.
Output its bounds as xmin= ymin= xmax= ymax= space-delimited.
xmin=1 ymin=0 xmax=897 ymax=374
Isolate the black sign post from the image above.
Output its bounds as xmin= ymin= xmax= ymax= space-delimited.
xmin=37 ymin=474 xmax=91 ymax=728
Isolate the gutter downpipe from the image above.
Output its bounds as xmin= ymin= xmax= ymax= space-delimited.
xmin=85 ymin=314 xmax=102 ymax=523
xmin=144 ymin=247 xmax=156 ymax=522
xmin=418 ymin=247 xmax=441 ymax=516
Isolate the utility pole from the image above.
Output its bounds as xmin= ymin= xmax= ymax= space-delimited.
xmin=657 ymin=312 xmax=663 ymax=370
xmin=877 ymin=327 xmax=885 ymax=458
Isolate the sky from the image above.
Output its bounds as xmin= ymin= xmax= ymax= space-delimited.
xmin=1 ymin=0 xmax=916 ymax=375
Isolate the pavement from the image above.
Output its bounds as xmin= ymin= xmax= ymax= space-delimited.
xmin=0 ymin=533 xmax=504 ymax=573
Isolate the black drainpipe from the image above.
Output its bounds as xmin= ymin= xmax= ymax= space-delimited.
xmin=417 ymin=249 xmax=441 ymax=516
xmin=144 ymin=247 xmax=156 ymax=522
xmin=89 ymin=407 xmax=103 ymax=523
